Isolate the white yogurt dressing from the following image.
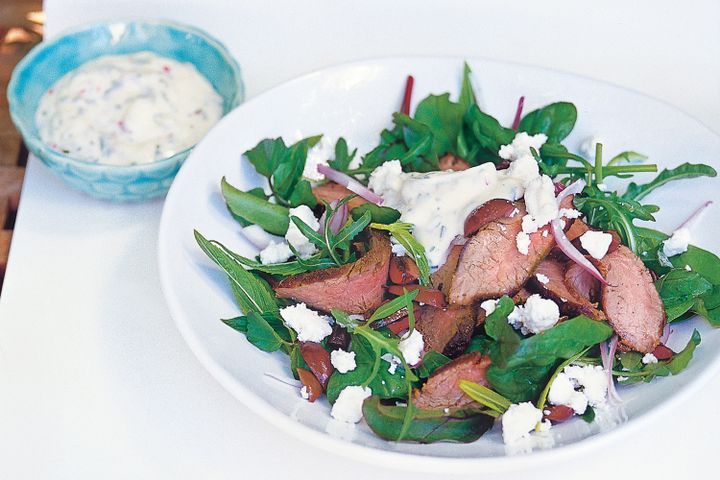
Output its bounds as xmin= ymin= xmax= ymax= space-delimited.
xmin=35 ymin=51 xmax=223 ymax=165
xmin=369 ymin=160 xmax=530 ymax=267
xmin=368 ymin=132 xmax=556 ymax=267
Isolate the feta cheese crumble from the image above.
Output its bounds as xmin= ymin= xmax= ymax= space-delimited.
xmin=300 ymin=385 xmax=309 ymax=399
xmin=330 ymin=349 xmax=357 ymax=373
xmin=642 ymin=353 xmax=659 ymax=364
xmin=549 ymin=364 xmax=608 ymax=415
xmin=515 ymin=231 xmax=531 ymax=255
xmin=508 ymin=294 xmax=560 ymax=334
xmin=286 ymin=205 xmax=320 ymax=259
xmin=685 ymin=264 xmax=692 ymax=272
xmin=398 ymin=329 xmax=424 ymax=366
xmin=501 ymin=402 xmax=544 ymax=444
xmin=535 ymin=273 xmax=550 ymax=285
xmin=663 ymin=227 xmax=691 ymax=257
xmin=480 ymin=299 xmax=498 ymax=316
xmin=331 ymin=385 xmax=372 ymax=423
xmin=499 ymin=132 xmax=548 ymax=163
xmin=260 ymin=241 xmax=293 ymax=265
xmin=302 ymin=136 xmax=333 ymax=182
xmin=279 ymin=303 xmax=332 ymax=342
xmin=521 ymin=175 xmax=559 ymax=234
xmin=579 ymin=230 xmax=613 ymax=260
xmin=381 ymin=353 xmax=402 ymax=375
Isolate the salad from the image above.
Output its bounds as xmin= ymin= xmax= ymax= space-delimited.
xmin=194 ymin=63 xmax=718 ymax=445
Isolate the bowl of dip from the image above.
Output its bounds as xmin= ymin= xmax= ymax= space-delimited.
xmin=7 ymin=19 xmax=243 ymax=201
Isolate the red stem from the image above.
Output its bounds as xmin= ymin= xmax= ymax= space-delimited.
xmin=400 ymin=75 xmax=414 ymax=115
xmin=511 ymin=95 xmax=525 ymax=131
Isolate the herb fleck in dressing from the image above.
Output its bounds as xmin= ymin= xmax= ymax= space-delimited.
xmin=36 ymin=52 xmax=223 ymax=165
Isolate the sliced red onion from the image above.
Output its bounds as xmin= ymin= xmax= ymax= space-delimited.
xmin=317 ymin=164 xmax=384 ymax=205
xmin=329 ymin=202 xmax=349 ymax=234
xmin=556 ymin=179 xmax=586 ymax=204
xmin=677 ymin=200 xmax=713 ymax=230
xmin=511 ymin=95 xmax=525 ymax=131
xmin=551 ymin=218 xmax=607 ymax=284
xmin=660 ymin=323 xmax=671 ymax=344
xmin=600 ymin=335 xmax=622 ymax=403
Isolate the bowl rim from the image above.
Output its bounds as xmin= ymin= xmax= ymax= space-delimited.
xmin=6 ymin=17 xmax=245 ymax=171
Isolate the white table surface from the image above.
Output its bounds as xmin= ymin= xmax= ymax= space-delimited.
xmin=1 ymin=1 xmax=718 ymax=478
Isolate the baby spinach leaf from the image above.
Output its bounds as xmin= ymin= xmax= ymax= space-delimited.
xmin=486 ymin=314 xmax=613 ymax=403
xmin=466 ymin=333 xmax=494 ymax=355
xmin=195 ymin=230 xmax=279 ymax=315
xmin=414 ymin=351 xmax=451 ymax=378
xmin=413 ymin=93 xmax=466 ymax=158
xmin=221 ymin=177 xmax=290 ymax=235
xmin=362 ymin=396 xmax=495 ymax=443
xmin=623 ymin=163 xmax=717 ymax=201
xmin=465 ymin=104 xmax=515 ymax=154
xmin=351 ymin=203 xmax=401 ymax=224
xmin=518 ymin=102 xmax=577 ymax=143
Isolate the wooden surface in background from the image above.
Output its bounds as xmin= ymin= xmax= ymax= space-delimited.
xmin=0 ymin=0 xmax=42 ymax=292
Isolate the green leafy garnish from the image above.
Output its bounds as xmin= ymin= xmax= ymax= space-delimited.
xmin=623 ymin=163 xmax=717 ymax=201
xmin=458 ymin=380 xmax=512 ymax=416
xmin=350 ymin=203 xmax=402 ymax=224
xmin=370 ymin=222 xmax=430 ymax=285
xmin=614 ymin=330 xmax=701 ymax=384
xmin=221 ymin=178 xmax=290 ymax=235
xmin=243 ymin=136 xmax=321 ymax=207
xmin=518 ymin=102 xmax=577 ymax=143
xmin=362 ymin=396 xmax=495 ymax=443
xmin=194 ymin=230 xmax=279 ymax=315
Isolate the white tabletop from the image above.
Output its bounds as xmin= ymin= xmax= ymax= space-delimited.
xmin=1 ymin=1 xmax=718 ymax=478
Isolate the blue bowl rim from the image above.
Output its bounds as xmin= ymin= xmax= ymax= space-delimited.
xmin=7 ymin=17 xmax=245 ymax=171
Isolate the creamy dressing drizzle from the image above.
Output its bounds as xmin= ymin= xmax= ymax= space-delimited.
xmin=35 ymin=52 xmax=223 ymax=165
xmin=369 ymin=160 xmax=532 ymax=267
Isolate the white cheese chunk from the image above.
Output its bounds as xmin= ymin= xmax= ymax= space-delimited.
xmin=480 ymin=299 xmax=498 ymax=316
xmin=516 ymin=231 xmax=531 ymax=255
xmin=501 ymin=402 xmax=544 ymax=444
xmin=642 ymin=353 xmax=659 ymax=364
xmin=259 ymin=241 xmax=293 ymax=265
xmin=579 ymin=230 xmax=613 ymax=260
xmin=398 ymin=329 xmax=424 ymax=366
xmin=330 ymin=349 xmax=357 ymax=373
xmin=330 ymin=385 xmax=372 ymax=423
xmin=286 ymin=205 xmax=320 ymax=259
xmin=380 ymin=353 xmax=402 ymax=375
xmin=279 ymin=303 xmax=332 ymax=342
xmin=663 ymin=227 xmax=691 ymax=257
xmin=508 ymin=294 xmax=560 ymax=334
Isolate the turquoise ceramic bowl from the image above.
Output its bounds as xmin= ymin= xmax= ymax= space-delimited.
xmin=7 ymin=19 xmax=243 ymax=201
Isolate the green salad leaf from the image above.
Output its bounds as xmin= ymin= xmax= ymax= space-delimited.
xmin=623 ymin=163 xmax=717 ymax=201
xmin=221 ymin=178 xmax=290 ymax=235
xmin=362 ymin=396 xmax=495 ymax=443
xmin=350 ymin=203 xmax=401 ymax=224
xmin=615 ymin=330 xmax=701 ymax=384
xmin=194 ymin=230 xmax=279 ymax=315
xmin=370 ymin=222 xmax=431 ymax=285
xmin=484 ymin=300 xmax=613 ymax=402
xmin=518 ymin=102 xmax=577 ymax=143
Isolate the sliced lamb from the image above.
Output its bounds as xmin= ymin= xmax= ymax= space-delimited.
xmin=595 ymin=245 xmax=666 ymax=353
xmin=430 ymin=244 xmax=463 ymax=293
xmin=564 ymin=262 xmax=601 ymax=302
xmin=274 ymin=231 xmax=391 ymax=314
xmin=448 ymin=200 xmax=563 ymax=305
xmin=312 ymin=182 xmax=368 ymax=209
xmin=413 ymin=352 xmax=491 ymax=409
xmin=415 ymin=305 xmax=475 ymax=358
xmin=528 ymin=258 xmax=605 ymax=320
